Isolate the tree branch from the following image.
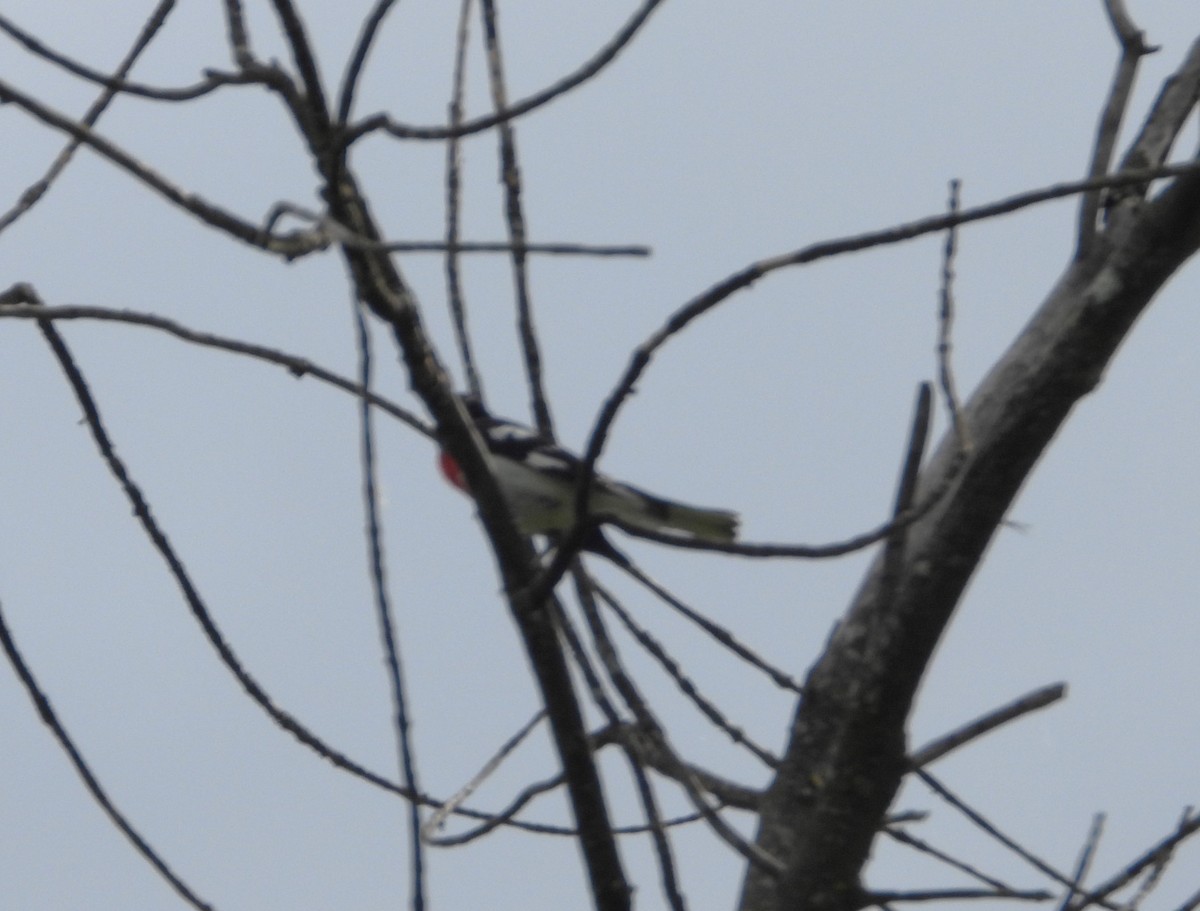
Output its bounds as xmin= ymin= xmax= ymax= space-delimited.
xmin=739 ymin=150 xmax=1200 ymax=911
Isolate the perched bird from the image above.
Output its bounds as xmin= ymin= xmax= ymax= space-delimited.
xmin=437 ymin=397 xmax=739 ymax=549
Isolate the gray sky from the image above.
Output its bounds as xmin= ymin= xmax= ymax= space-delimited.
xmin=2 ymin=2 xmax=1198 ymax=909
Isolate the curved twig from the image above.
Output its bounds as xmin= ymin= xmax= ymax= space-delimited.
xmin=0 ymin=0 xmax=179 ymax=237
xmin=579 ymin=162 xmax=1200 ymax=500
xmin=336 ymin=0 xmax=401 ymax=123
xmin=345 ymin=0 xmax=667 ymax=143
xmin=0 ymin=297 xmax=431 ymax=437
xmin=0 ymin=77 xmax=320 ymax=256
xmin=0 ymin=8 xmax=236 ymax=102
xmin=0 ymin=598 xmax=214 ymax=910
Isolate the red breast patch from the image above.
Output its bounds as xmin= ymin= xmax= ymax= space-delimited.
xmin=438 ymin=450 xmax=468 ymax=491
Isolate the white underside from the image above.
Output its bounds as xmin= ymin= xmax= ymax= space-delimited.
xmin=489 ymin=454 xmax=649 ymax=535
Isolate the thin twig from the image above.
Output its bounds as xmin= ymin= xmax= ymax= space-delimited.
xmin=865 ymin=888 xmax=1052 ymax=905
xmin=577 ymin=161 xmax=1200 ymax=504
xmin=0 ymin=599 xmax=214 ymax=910
xmin=0 ymin=0 xmax=179 ymax=236
xmin=479 ymin=0 xmax=552 ymax=434
xmin=421 ymin=710 xmax=546 ymax=842
xmin=221 ymin=0 xmax=254 ymax=67
xmin=264 ymin=202 xmax=649 ymax=256
xmin=425 ymin=772 xmax=564 ymax=847
xmin=1066 ymin=809 xmax=1200 ymax=911
xmin=918 ymin=771 xmax=1102 ymax=901
xmin=268 ymin=0 xmax=332 ymax=133
xmin=0 ymin=77 xmax=320 ymax=256
xmin=908 ymin=683 xmax=1067 ymax=769
xmin=336 ymin=0 xmax=400 ymax=123
xmin=623 ymin=752 xmax=688 ymax=911
xmin=878 ymin=384 xmax=934 ymax=606
xmin=30 ymin=302 xmax=423 ymax=806
xmin=0 ymin=9 xmax=248 ymax=102
xmin=1077 ymin=1 xmax=1155 ymax=257
xmin=0 ymin=296 xmax=431 ymax=437
xmin=385 ymin=240 xmax=650 ymax=256
xmin=618 ymin=560 xmax=803 ymax=693
xmin=353 ymin=306 xmax=425 ymax=911
xmin=596 ymin=724 xmax=762 ymax=812
xmin=1170 ymin=884 xmax=1200 ymax=911
xmin=1058 ymin=814 xmax=1106 ymax=911
xmin=567 ymin=565 xmax=629 ymax=724
xmin=937 ymin=181 xmax=969 ymax=450
xmin=445 ymin=0 xmax=482 ymax=398
xmin=593 ymin=582 xmax=779 ymax=768
xmin=345 ymin=0 xmax=668 ymax=143
xmin=1123 ymin=808 xmax=1186 ymax=910
xmin=576 ymin=586 xmax=781 ymax=871
xmin=884 ymin=825 xmax=1021 ymax=893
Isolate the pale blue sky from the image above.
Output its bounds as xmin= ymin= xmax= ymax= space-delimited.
xmin=2 ymin=3 xmax=1198 ymax=909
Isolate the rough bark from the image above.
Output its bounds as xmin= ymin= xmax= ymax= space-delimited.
xmin=738 ymin=167 xmax=1200 ymax=911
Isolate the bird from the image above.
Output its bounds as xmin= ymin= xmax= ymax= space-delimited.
xmin=437 ymin=397 xmax=739 ymax=552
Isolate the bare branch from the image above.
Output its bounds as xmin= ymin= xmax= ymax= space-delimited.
xmin=268 ymin=0 xmax=332 ymax=134
xmin=221 ymin=0 xmax=254 ymax=67
xmin=617 ymin=561 xmax=804 ymax=693
xmin=581 ymin=162 xmax=1200 ymax=500
xmin=0 ymin=598 xmax=215 ymax=910
xmin=562 ymin=569 xmax=624 ymax=724
xmin=878 ymin=384 xmax=934 ymax=606
xmin=908 ymin=683 xmax=1067 ymax=769
xmin=0 ymin=0 xmax=178 ymax=236
xmin=865 ymin=888 xmax=1052 ymax=906
xmin=264 ymin=202 xmax=649 ymax=256
xmin=444 ymin=0 xmax=481 ymax=398
xmin=917 ymin=772 xmax=1088 ymax=896
xmin=576 ymin=578 xmax=781 ymax=871
xmin=937 ymin=181 xmax=969 ymax=449
xmin=345 ymin=0 xmax=667 ymax=143
xmin=1066 ymin=809 xmax=1200 ymax=911
xmin=596 ymin=723 xmax=762 ymax=813
xmin=1171 ymin=885 xmax=1200 ymax=911
xmin=1057 ymin=815 xmax=1106 ymax=911
xmin=594 ymin=582 xmax=780 ymax=769
xmin=352 ymin=306 xmax=425 ymax=910
xmin=422 ymin=710 xmax=546 ymax=843
xmin=0 ymin=297 xmax=431 ymax=438
xmin=1104 ymin=38 xmax=1200 ymax=227
xmin=1123 ymin=809 xmax=1185 ymax=911
xmin=323 ymin=142 xmax=632 ymax=911
xmin=336 ymin=0 xmax=400 ymax=123
xmin=28 ymin=297 xmax=426 ymax=807
xmin=0 ymin=78 xmax=320 ymax=255
xmin=884 ymin=825 xmax=1027 ymax=894
xmin=624 ymin=753 xmax=688 ymax=911
xmin=1117 ymin=37 xmax=1200 ymax=174
xmin=1077 ymin=2 xmax=1156 ymax=256
xmin=351 ymin=238 xmax=649 ymax=257
xmin=0 ymin=8 xmax=233 ymax=102
xmin=479 ymin=0 xmax=552 ymax=433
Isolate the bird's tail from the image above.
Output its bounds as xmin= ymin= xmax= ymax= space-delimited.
xmin=658 ymin=500 xmax=740 ymax=543
xmin=600 ymin=485 xmax=739 ymax=544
